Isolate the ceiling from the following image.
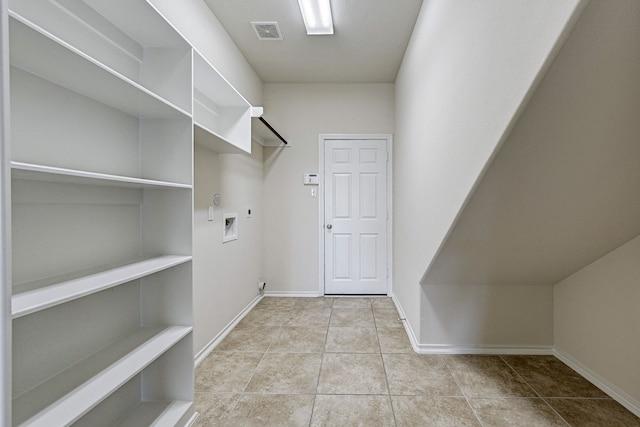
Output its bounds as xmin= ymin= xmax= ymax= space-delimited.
xmin=203 ymin=0 xmax=424 ymax=84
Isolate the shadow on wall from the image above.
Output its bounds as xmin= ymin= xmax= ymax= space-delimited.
xmin=419 ymin=283 xmax=553 ymax=349
xmin=262 ymin=145 xmax=288 ymax=176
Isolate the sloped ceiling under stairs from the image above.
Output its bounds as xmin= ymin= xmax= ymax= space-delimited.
xmin=423 ymin=0 xmax=640 ymax=287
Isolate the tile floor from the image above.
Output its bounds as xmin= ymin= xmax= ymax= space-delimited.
xmin=194 ymin=297 xmax=640 ymax=427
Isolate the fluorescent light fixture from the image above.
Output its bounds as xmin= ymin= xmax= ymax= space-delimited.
xmin=298 ymin=0 xmax=334 ymax=35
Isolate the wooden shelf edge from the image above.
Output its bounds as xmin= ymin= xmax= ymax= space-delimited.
xmin=11 ymin=162 xmax=192 ymax=190
xmin=16 ymin=326 xmax=193 ymax=427
xmin=12 ymin=255 xmax=192 ymax=318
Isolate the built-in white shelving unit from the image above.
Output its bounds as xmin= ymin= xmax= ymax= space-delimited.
xmin=1 ymin=2 xmax=12 ymax=427
xmin=12 ymin=255 xmax=191 ymax=318
xmin=1 ymin=0 xmax=256 ymax=423
xmin=3 ymin=0 xmax=201 ymax=425
xmin=193 ymin=51 xmax=252 ymax=154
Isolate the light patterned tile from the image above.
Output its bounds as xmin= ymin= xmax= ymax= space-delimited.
xmin=383 ymin=354 xmax=461 ymax=396
xmin=445 ymin=355 xmax=536 ymax=398
xmin=392 ymin=396 xmax=480 ymax=427
xmin=330 ymin=308 xmax=375 ymax=328
xmin=224 ymin=394 xmax=315 ymax=427
xmin=502 ymin=356 xmax=608 ymax=398
xmin=311 ymin=395 xmax=395 ymax=427
xmin=546 ymin=398 xmax=640 ymax=426
xmin=325 ymin=327 xmax=380 ymax=353
xmin=332 ymin=298 xmax=373 ymax=309
xmin=236 ymin=307 xmax=289 ymax=328
xmin=255 ymin=297 xmax=297 ymax=310
xmin=294 ymin=297 xmax=335 ymax=309
xmin=377 ymin=328 xmax=413 ymax=353
xmin=373 ymin=308 xmax=404 ymax=329
xmin=317 ymin=353 xmax=388 ymax=394
xmin=245 ymin=353 xmax=322 ymax=394
xmin=195 ymin=352 xmax=263 ymax=392
xmin=286 ymin=308 xmax=332 ymax=327
xmin=469 ymin=398 xmax=569 ymax=427
xmin=193 ymin=392 xmax=239 ymax=427
xmin=370 ymin=298 xmax=397 ymax=310
xmin=268 ymin=326 xmax=327 ymax=353
xmin=214 ymin=326 xmax=280 ymax=352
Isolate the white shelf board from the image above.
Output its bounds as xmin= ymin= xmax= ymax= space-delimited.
xmin=79 ymin=0 xmax=188 ymax=49
xmin=9 ymin=14 xmax=190 ymax=119
xmin=193 ymin=124 xmax=248 ymax=155
xmin=193 ymin=51 xmax=249 ymax=108
xmin=117 ymin=401 xmax=194 ymax=427
xmin=14 ymin=326 xmax=192 ymax=427
xmin=11 ymin=162 xmax=192 ymax=190
xmin=12 ymin=255 xmax=192 ymax=318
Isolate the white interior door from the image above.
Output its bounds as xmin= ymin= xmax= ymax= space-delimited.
xmin=324 ymin=138 xmax=388 ymax=295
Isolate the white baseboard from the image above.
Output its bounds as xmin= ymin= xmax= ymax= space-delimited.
xmin=184 ymin=411 xmax=199 ymax=427
xmin=414 ymin=344 xmax=554 ymax=355
xmin=194 ymin=294 xmax=264 ymax=367
xmin=391 ymin=295 xmax=640 ymax=418
xmin=554 ymin=347 xmax=640 ymax=418
xmin=391 ymin=294 xmax=553 ymax=355
xmin=390 ymin=294 xmax=422 ymax=353
xmin=263 ymin=291 xmax=321 ymax=297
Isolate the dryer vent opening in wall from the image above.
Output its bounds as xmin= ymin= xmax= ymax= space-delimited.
xmin=223 ymin=213 xmax=238 ymax=242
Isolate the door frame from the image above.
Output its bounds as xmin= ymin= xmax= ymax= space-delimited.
xmin=318 ymin=133 xmax=393 ymax=296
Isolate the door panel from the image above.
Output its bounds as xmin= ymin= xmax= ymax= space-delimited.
xmin=324 ymin=139 xmax=387 ymax=295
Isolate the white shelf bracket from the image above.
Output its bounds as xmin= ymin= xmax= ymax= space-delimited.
xmin=250 ymin=106 xmax=264 ymax=118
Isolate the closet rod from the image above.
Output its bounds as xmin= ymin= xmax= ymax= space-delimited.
xmin=259 ymin=117 xmax=288 ymax=145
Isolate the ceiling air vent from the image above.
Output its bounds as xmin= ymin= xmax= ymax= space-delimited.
xmin=251 ymin=22 xmax=283 ymax=40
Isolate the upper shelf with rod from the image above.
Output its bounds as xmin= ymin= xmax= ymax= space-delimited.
xmin=193 ymin=50 xmax=252 ymax=154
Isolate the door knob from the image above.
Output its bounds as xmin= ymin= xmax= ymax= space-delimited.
xmin=326 ymin=224 xmax=332 ymax=230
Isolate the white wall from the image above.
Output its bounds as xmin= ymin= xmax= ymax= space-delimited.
xmin=555 ymin=235 xmax=640 ymax=413
xmin=149 ymin=0 xmax=262 ymax=105
xmin=419 ymin=285 xmax=553 ymax=351
xmin=193 ymin=142 xmax=263 ymax=355
xmin=393 ymin=0 xmax=584 ymax=345
xmin=261 ymin=84 xmax=394 ymax=294
xmin=417 ymin=0 xmax=640 ymax=353
xmin=423 ymin=0 xmax=640 ymax=291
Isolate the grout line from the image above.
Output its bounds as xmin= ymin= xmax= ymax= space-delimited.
xmin=442 ymin=356 xmax=487 ymax=427
xmin=499 ymin=355 xmax=572 ymax=426
xmin=209 ymin=299 xmax=636 ymax=426
xmin=498 ymin=355 xmax=544 ymax=399
xmin=219 ymin=300 xmax=293 ymax=427
xmin=379 ymin=343 xmax=398 ymax=426
xmin=308 ymin=302 xmax=332 ymax=427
